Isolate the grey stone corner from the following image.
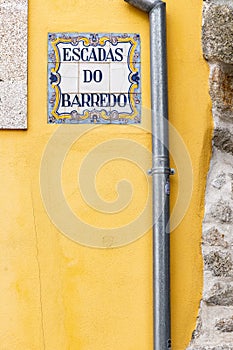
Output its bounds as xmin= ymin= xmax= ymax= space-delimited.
xmin=0 ymin=0 xmax=28 ymax=129
xmin=202 ymin=1 xmax=233 ymax=64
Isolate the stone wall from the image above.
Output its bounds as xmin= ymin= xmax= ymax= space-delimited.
xmin=187 ymin=0 xmax=233 ymax=349
xmin=0 ymin=0 xmax=27 ymax=129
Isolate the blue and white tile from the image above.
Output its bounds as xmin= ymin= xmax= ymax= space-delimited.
xmin=79 ymin=62 xmax=110 ymax=93
xmin=109 ymin=62 xmax=130 ymax=94
xmin=58 ymin=62 xmax=79 ymax=93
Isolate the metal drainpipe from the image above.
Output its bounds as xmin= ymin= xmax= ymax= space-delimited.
xmin=124 ymin=1 xmax=173 ymax=349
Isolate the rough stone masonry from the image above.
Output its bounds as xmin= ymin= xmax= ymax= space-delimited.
xmin=187 ymin=0 xmax=233 ymax=349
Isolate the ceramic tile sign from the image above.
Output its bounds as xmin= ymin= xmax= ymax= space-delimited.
xmin=48 ymin=33 xmax=141 ymax=124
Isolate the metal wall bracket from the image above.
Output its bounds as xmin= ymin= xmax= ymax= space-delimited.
xmin=148 ymin=167 xmax=175 ymax=176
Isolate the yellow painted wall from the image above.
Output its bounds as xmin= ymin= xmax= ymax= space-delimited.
xmin=0 ymin=0 xmax=212 ymax=349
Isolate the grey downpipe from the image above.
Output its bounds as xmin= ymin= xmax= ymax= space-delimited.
xmin=124 ymin=1 xmax=172 ymax=349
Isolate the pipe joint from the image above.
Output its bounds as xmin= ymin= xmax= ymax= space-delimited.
xmin=124 ymin=0 xmax=161 ymax=13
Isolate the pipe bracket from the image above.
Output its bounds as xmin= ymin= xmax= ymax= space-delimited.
xmin=147 ymin=167 xmax=175 ymax=176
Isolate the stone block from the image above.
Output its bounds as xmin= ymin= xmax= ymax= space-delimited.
xmin=213 ymin=128 xmax=233 ymax=155
xmin=211 ymin=171 xmax=226 ymax=190
xmin=187 ymin=347 xmax=233 ymax=350
xmin=215 ymin=316 xmax=233 ymax=332
xmin=0 ymin=80 xmax=27 ymax=129
xmin=204 ymin=250 xmax=233 ymax=277
xmin=204 ymin=282 xmax=233 ymax=306
xmin=0 ymin=0 xmax=27 ymax=129
xmin=203 ymin=227 xmax=228 ymax=248
xmin=209 ymin=64 xmax=233 ymax=121
xmin=203 ymin=3 xmax=233 ymax=64
xmin=210 ymin=199 xmax=232 ymax=223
